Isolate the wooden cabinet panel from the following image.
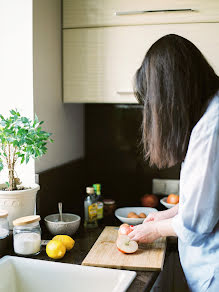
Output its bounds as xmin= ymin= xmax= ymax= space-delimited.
xmin=63 ymin=0 xmax=219 ymax=28
xmin=63 ymin=23 xmax=219 ymax=103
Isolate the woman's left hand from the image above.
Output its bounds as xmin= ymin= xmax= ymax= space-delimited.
xmin=128 ymin=221 xmax=160 ymax=243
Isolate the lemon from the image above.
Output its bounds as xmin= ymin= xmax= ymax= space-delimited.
xmin=46 ymin=240 xmax=66 ymax=259
xmin=52 ymin=235 xmax=75 ymax=251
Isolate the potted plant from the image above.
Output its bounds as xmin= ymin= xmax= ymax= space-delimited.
xmin=0 ymin=109 xmax=53 ymax=228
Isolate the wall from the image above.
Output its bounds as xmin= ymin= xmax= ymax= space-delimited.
xmin=0 ymin=0 xmax=35 ymax=186
xmin=33 ymin=0 xmax=84 ymax=173
xmin=85 ymin=104 xmax=180 ymax=207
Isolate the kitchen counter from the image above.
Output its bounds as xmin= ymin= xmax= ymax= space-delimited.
xmin=5 ymin=226 xmax=177 ymax=292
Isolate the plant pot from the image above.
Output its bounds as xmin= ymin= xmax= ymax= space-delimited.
xmin=0 ymin=184 xmax=40 ymax=229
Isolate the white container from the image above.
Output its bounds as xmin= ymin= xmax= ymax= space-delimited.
xmin=0 ymin=184 xmax=40 ymax=229
xmin=13 ymin=215 xmax=41 ymax=256
xmin=0 ymin=256 xmax=136 ymax=292
xmin=115 ymin=207 xmax=158 ymax=225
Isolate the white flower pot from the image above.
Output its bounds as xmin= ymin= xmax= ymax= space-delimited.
xmin=0 ymin=184 xmax=40 ymax=229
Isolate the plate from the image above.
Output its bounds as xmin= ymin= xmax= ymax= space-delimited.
xmin=115 ymin=207 xmax=158 ymax=225
xmin=160 ymin=197 xmax=177 ymax=209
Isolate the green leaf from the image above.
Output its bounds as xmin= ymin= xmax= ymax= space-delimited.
xmin=13 ymin=140 xmax=19 ymax=147
xmin=39 ymin=121 xmax=44 ymax=125
xmin=26 ymin=154 xmax=30 ymax=164
xmin=21 ymin=117 xmax=29 ymax=124
xmin=34 ymin=114 xmax=39 ymax=124
xmin=5 ymin=182 xmax=9 ymax=188
xmin=21 ymin=155 xmax=25 ymax=164
xmin=10 ymin=110 xmax=16 ymax=115
xmin=0 ymin=160 xmax=3 ymax=171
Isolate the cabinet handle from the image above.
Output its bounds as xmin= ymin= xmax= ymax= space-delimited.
xmin=115 ymin=8 xmax=197 ymax=16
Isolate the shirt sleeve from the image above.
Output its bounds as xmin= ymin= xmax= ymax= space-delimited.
xmin=172 ymin=118 xmax=219 ymax=246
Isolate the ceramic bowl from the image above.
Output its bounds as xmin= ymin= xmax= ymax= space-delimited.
xmin=160 ymin=197 xmax=176 ymax=209
xmin=44 ymin=213 xmax=81 ymax=236
xmin=115 ymin=207 xmax=158 ymax=225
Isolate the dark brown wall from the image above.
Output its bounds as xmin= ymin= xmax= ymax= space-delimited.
xmin=37 ymin=159 xmax=85 ymax=219
xmin=84 ymin=104 xmax=180 ymax=207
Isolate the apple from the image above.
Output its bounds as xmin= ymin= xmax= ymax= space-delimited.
xmin=116 ymin=235 xmax=138 ymax=254
xmin=118 ymin=223 xmax=132 ymax=236
xmin=141 ymin=194 xmax=158 ymax=207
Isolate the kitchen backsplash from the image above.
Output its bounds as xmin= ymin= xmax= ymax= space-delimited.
xmin=85 ymin=104 xmax=180 ymax=207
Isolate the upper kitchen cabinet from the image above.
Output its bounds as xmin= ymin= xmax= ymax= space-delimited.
xmin=63 ymin=0 xmax=219 ymax=28
xmin=63 ymin=23 xmax=219 ymax=103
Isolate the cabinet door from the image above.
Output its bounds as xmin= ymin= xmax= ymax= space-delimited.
xmin=63 ymin=0 xmax=219 ymax=28
xmin=63 ymin=23 xmax=219 ymax=103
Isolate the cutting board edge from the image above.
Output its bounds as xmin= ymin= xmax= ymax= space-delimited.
xmin=81 ymin=261 xmax=162 ymax=272
xmin=160 ymin=236 xmax=167 ymax=271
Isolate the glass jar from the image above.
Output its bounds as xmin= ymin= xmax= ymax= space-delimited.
xmin=103 ymin=199 xmax=116 ymax=225
xmin=13 ymin=215 xmax=41 ymax=256
xmin=0 ymin=210 xmax=9 ymax=256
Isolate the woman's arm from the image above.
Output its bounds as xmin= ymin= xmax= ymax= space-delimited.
xmin=129 ymin=218 xmax=177 ymax=243
xmin=144 ymin=204 xmax=179 ymax=223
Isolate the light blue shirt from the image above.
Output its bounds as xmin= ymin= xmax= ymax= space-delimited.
xmin=172 ymin=93 xmax=219 ymax=292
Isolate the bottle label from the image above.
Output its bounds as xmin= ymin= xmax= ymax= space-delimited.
xmin=97 ymin=202 xmax=103 ymax=219
xmin=88 ymin=203 xmax=97 ymax=221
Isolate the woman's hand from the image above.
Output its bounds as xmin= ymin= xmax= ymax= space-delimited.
xmin=144 ymin=204 xmax=179 ymax=223
xmin=128 ymin=221 xmax=160 ymax=243
xmin=143 ymin=211 xmax=169 ymax=223
xmin=129 ymin=218 xmax=177 ymax=243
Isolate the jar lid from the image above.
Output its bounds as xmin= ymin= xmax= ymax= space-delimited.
xmin=0 ymin=210 xmax=8 ymax=218
xmin=103 ymin=199 xmax=115 ymax=205
xmin=86 ymin=187 xmax=94 ymax=194
xmin=13 ymin=215 xmax=40 ymax=226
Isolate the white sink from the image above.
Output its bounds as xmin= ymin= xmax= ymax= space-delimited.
xmin=0 ymin=256 xmax=136 ymax=292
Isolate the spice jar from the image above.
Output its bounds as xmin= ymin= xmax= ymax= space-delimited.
xmin=13 ymin=215 xmax=41 ymax=256
xmin=0 ymin=210 xmax=9 ymax=256
xmin=103 ymin=199 xmax=116 ymax=225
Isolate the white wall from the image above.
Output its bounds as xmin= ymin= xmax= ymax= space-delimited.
xmin=0 ymin=0 xmax=35 ymax=186
xmin=33 ymin=0 xmax=84 ymax=173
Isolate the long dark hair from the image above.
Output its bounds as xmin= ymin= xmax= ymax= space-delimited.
xmin=134 ymin=34 xmax=219 ymax=168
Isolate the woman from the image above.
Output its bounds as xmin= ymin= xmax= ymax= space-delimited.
xmin=129 ymin=34 xmax=219 ymax=292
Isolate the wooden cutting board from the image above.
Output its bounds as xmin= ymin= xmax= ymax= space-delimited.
xmin=82 ymin=226 xmax=166 ymax=271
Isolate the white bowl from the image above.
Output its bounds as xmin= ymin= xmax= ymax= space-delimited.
xmin=44 ymin=213 xmax=81 ymax=236
xmin=115 ymin=207 xmax=158 ymax=225
xmin=160 ymin=197 xmax=177 ymax=209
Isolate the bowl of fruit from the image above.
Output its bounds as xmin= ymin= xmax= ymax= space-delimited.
xmin=115 ymin=207 xmax=158 ymax=225
xmin=160 ymin=194 xmax=179 ymax=209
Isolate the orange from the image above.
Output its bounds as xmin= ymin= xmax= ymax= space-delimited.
xmin=167 ymin=194 xmax=179 ymax=204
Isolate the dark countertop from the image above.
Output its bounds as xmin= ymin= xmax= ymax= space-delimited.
xmin=4 ymin=226 xmax=178 ymax=292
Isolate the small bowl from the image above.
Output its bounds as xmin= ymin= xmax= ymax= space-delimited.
xmin=160 ymin=197 xmax=177 ymax=209
xmin=115 ymin=207 xmax=158 ymax=225
xmin=44 ymin=213 xmax=81 ymax=236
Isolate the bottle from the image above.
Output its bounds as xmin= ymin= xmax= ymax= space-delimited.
xmin=84 ymin=187 xmax=98 ymax=228
xmin=93 ymin=184 xmax=104 ymax=224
